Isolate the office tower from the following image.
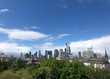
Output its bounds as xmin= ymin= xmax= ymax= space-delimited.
xmin=45 ymin=50 xmax=52 ymax=59
xmin=48 ymin=50 xmax=52 ymax=58
xmin=45 ymin=50 xmax=48 ymax=59
xmin=105 ymin=48 xmax=108 ymax=60
xmin=83 ymin=48 xmax=94 ymax=59
xmin=64 ymin=43 xmax=71 ymax=59
xmin=34 ymin=51 xmax=38 ymax=58
xmin=78 ymin=51 xmax=82 ymax=58
xmin=65 ymin=43 xmax=71 ymax=54
xmin=29 ymin=51 xmax=32 ymax=58
xmin=93 ymin=53 xmax=97 ymax=58
xmin=20 ymin=52 xmax=25 ymax=60
xmin=54 ymin=49 xmax=59 ymax=59
xmin=59 ymin=49 xmax=64 ymax=60
xmin=38 ymin=50 xmax=42 ymax=58
xmin=0 ymin=53 xmax=8 ymax=62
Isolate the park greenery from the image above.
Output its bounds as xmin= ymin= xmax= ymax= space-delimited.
xmin=0 ymin=58 xmax=110 ymax=79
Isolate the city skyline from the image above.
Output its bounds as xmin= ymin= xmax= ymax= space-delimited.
xmin=0 ymin=0 xmax=110 ymax=55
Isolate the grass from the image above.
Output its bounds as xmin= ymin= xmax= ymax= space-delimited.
xmin=0 ymin=69 xmax=33 ymax=79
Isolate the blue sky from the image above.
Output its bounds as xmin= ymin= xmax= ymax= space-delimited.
xmin=0 ymin=0 xmax=110 ymax=54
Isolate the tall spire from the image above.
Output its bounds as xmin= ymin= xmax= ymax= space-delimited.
xmin=105 ymin=48 xmax=108 ymax=60
xmin=65 ymin=42 xmax=71 ymax=54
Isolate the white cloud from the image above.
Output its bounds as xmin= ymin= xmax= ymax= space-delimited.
xmin=73 ymin=0 xmax=103 ymax=4
xmin=31 ymin=26 xmax=40 ymax=29
xmin=58 ymin=0 xmax=108 ymax=9
xmin=46 ymin=33 xmax=71 ymax=41
xmin=70 ymin=35 xmax=110 ymax=54
xmin=0 ymin=42 xmax=31 ymax=54
xmin=57 ymin=34 xmax=71 ymax=39
xmin=35 ymin=42 xmax=64 ymax=50
xmin=0 ymin=27 xmax=48 ymax=40
xmin=36 ymin=35 xmax=110 ymax=55
xmin=75 ymin=0 xmax=109 ymax=4
xmin=0 ymin=27 xmax=71 ymax=41
xmin=0 ymin=8 xmax=9 ymax=14
xmin=23 ymin=26 xmax=40 ymax=30
xmin=0 ymin=34 xmax=110 ymax=56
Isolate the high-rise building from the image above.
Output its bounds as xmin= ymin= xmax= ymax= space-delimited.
xmin=20 ymin=52 xmax=25 ymax=60
xmin=38 ymin=50 xmax=42 ymax=59
xmin=83 ymin=48 xmax=94 ymax=59
xmin=64 ymin=43 xmax=71 ymax=59
xmin=0 ymin=53 xmax=8 ymax=62
xmin=54 ymin=49 xmax=59 ymax=59
xmin=29 ymin=51 xmax=32 ymax=58
xmin=104 ymin=48 xmax=109 ymax=61
xmin=78 ymin=51 xmax=82 ymax=58
xmin=45 ymin=50 xmax=52 ymax=59
xmin=58 ymin=49 xmax=64 ymax=60
xmin=65 ymin=43 xmax=71 ymax=54
xmin=34 ymin=51 xmax=38 ymax=58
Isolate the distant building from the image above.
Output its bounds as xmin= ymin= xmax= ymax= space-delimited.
xmin=65 ymin=43 xmax=72 ymax=59
xmin=0 ymin=53 xmax=8 ymax=62
xmin=78 ymin=51 xmax=82 ymax=58
xmin=24 ymin=51 xmax=40 ymax=65
xmin=104 ymin=49 xmax=109 ymax=61
xmin=65 ymin=43 xmax=71 ymax=54
xmin=94 ymin=53 xmax=102 ymax=59
xmin=58 ymin=49 xmax=64 ymax=60
xmin=54 ymin=49 xmax=59 ymax=59
xmin=34 ymin=51 xmax=38 ymax=58
xmin=81 ymin=48 xmax=109 ymax=69
xmin=82 ymin=48 xmax=94 ymax=59
xmin=38 ymin=50 xmax=42 ymax=59
xmin=20 ymin=53 xmax=25 ymax=60
xmin=56 ymin=43 xmax=72 ymax=60
xmin=45 ymin=50 xmax=52 ymax=59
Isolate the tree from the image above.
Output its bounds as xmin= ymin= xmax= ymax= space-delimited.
xmin=15 ymin=58 xmax=26 ymax=69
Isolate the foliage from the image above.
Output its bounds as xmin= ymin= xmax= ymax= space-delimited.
xmin=32 ymin=60 xmax=110 ymax=79
xmin=0 ymin=69 xmax=32 ymax=79
xmin=0 ymin=59 xmax=110 ymax=79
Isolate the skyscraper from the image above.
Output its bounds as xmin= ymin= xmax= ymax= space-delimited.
xmin=65 ymin=43 xmax=71 ymax=54
xmin=58 ymin=49 xmax=64 ymax=60
xmin=83 ymin=48 xmax=94 ymax=59
xmin=54 ymin=49 xmax=59 ymax=59
xmin=38 ymin=50 xmax=42 ymax=59
xmin=20 ymin=52 xmax=25 ymax=60
xmin=104 ymin=48 xmax=109 ymax=61
xmin=34 ymin=51 xmax=38 ymax=58
xmin=64 ymin=43 xmax=71 ymax=59
xmin=78 ymin=51 xmax=82 ymax=58
xmin=45 ymin=50 xmax=52 ymax=59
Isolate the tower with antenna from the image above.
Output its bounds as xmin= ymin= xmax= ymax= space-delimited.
xmin=104 ymin=48 xmax=109 ymax=61
xmin=64 ymin=42 xmax=71 ymax=59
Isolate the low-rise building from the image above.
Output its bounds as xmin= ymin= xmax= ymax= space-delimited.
xmin=0 ymin=53 xmax=9 ymax=62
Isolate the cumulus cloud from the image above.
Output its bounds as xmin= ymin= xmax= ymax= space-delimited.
xmin=57 ymin=0 xmax=109 ymax=8
xmin=0 ymin=27 xmax=71 ymax=41
xmin=35 ymin=42 xmax=64 ymax=50
xmin=76 ymin=0 xmax=93 ymax=4
xmin=46 ymin=33 xmax=71 ymax=41
xmin=70 ymin=35 xmax=110 ymax=54
xmin=31 ymin=26 xmax=40 ymax=29
xmin=57 ymin=34 xmax=71 ymax=39
xmin=0 ymin=8 xmax=9 ymax=14
xmin=61 ymin=0 xmax=105 ymax=4
xmin=0 ymin=34 xmax=110 ymax=56
xmin=23 ymin=26 xmax=40 ymax=30
xmin=0 ymin=27 xmax=48 ymax=40
xmin=36 ymin=35 xmax=110 ymax=55
xmin=0 ymin=42 xmax=31 ymax=54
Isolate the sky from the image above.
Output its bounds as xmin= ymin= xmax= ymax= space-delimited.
xmin=0 ymin=0 xmax=110 ymax=55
